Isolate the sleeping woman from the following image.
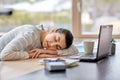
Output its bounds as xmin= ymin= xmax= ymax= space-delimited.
xmin=0 ymin=25 xmax=78 ymax=61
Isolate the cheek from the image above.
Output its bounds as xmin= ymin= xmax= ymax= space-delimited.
xmin=42 ymin=41 xmax=46 ymax=48
xmin=45 ymin=35 xmax=54 ymax=41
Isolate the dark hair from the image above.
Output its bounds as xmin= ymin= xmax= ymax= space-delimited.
xmin=56 ymin=28 xmax=73 ymax=49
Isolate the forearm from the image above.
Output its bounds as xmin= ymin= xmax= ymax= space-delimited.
xmin=45 ymin=49 xmax=57 ymax=55
xmin=38 ymin=53 xmax=57 ymax=58
xmin=1 ymin=51 xmax=29 ymax=61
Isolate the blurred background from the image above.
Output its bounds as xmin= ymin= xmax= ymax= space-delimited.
xmin=0 ymin=0 xmax=120 ymax=38
xmin=0 ymin=0 xmax=72 ymax=33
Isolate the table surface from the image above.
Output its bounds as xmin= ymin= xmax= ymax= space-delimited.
xmin=12 ymin=43 xmax=120 ymax=80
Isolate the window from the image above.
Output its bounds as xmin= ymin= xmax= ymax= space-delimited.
xmin=73 ymin=0 xmax=120 ymax=38
xmin=0 ymin=0 xmax=72 ymax=34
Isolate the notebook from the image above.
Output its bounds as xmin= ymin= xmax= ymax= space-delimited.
xmin=80 ymin=24 xmax=113 ymax=62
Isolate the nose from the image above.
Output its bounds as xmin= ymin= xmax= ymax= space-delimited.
xmin=47 ymin=42 xmax=58 ymax=50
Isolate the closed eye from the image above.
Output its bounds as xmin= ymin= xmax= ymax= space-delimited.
xmin=55 ymin=36 xmax=61 ymax=49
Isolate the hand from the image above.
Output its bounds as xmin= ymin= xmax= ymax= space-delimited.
xmin=28 ymin=48 xmax=58 ymax=59
xmin=28 ymin=48 xmax=44 ymax=58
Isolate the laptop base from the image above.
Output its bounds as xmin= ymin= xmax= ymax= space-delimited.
xmin=80 ymin=56 xmax=108 ymax=62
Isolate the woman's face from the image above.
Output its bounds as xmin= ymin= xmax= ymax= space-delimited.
xmin=42 ymin=32 xmax=66 ymax=50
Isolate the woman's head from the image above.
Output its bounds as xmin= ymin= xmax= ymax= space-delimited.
xmin=42 ymin=28 xmax=73 ymax=50
xmin=56 ymin=28 xmax=73 ymax=48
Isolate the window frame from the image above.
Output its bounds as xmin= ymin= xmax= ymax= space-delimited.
xmin=72 ymin=0 xmax=120 ymax=39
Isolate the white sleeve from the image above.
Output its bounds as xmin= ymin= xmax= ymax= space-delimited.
xmin=57 ymin=45 xmax=79 ymax=56
xmin=0 ymin=35 xmax=30 ymax=61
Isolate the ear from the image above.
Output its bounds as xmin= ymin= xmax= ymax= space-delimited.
xmin=49 ymin=28 xmax=57 ymax=33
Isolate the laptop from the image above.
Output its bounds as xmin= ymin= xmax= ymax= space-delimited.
xmin=80 ymin=24 xmax=113 ymax=62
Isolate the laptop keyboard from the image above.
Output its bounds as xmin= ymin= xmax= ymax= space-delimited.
xmin=81 ymin=53 xmax=96 ymax=59
xmin=83 ymin=54 xmax=95 ymax=57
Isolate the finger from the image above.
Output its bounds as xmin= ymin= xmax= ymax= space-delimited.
xmin=35 ymin=50 xmax=42 ymax=58
xmin=32 ymin=51 xmax=37 ymax=58
xmin=32 ymin=50 xmax=39 ymax=58
xmin=30 ymin=49 xmax=37 ymax=53
xmin=34 ymin=51 xmax=40 ymax=58
xmin=44 ymin=54 xmax=57 ymax=58
xmin=31 ymin=48 xmax=40 ymax=52
xmin=34 ymin=49 xmax=43 ymax=58
xmin=38 ymin=54 xmax=57 ymax=58
xmin=28 ymin=51 xmax=35 ymax=55
xmin=47 ymin=55 xmax=57 ymax=58
xmin=37 ymin=54 xmax=46 ymax=58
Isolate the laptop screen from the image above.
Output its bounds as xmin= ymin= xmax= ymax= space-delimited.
xmin=97 ymin=25 xmax=113 ymax=59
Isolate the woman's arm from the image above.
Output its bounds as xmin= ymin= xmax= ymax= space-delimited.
xmin=0 ymin=31 xmax=36 ymax=61
xmin=28 ymin=45 xmax=79 ymax=58
xmin=0 ymin=36 xmax=30 ymax=61
xmin=28 ymin=48 xmax=57 ymax=58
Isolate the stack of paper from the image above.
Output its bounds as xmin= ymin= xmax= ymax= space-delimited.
xmin=38 ymin=57 xmax=80 ymax=70
xmin=62 ymin=58 xmax=79 ymax=67
xmin=44 ymin=58 xmax=79 ymax=68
